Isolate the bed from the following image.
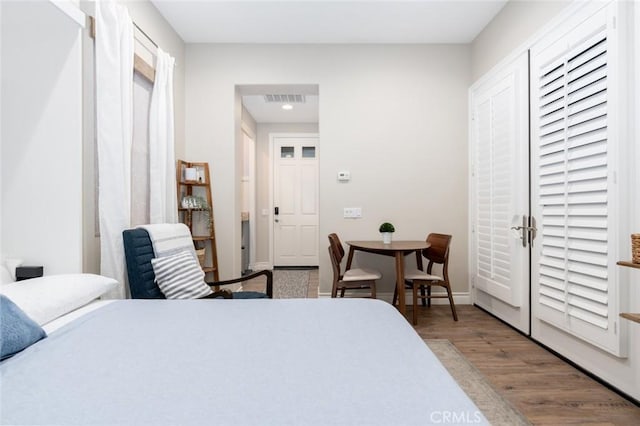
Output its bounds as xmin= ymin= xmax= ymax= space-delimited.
xmin=0 ymin=271 xmax=487 ymax=425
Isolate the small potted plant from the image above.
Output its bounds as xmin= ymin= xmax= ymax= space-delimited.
xmin=379 ymin=222 xmax=395 ymax=244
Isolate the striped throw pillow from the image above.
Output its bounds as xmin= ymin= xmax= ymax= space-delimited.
xmin=151 ymin=251 xmax=213 ymax=299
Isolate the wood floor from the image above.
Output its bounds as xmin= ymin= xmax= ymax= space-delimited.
xmin=412 ymin=304 xmax=640 ymax=425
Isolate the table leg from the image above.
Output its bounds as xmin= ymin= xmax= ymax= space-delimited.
xmin=395 ymin=252 xmax=406 ymax=319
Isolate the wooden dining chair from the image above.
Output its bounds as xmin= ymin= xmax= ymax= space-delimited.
xmin=393 ymin=233 xmax=457 ymax=325
xmin=328 ymin=233 xmax=381 ymax=298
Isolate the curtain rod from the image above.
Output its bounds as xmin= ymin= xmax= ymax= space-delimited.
xmin=133 ymin=22 xmax=158 ymax=49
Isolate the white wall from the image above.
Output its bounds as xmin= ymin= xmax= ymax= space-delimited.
xmin=0 ymin=0 xmax=3 ymax=264
xmin=185 ymin=44 xmax=470 ymax=295
xmin=470 ymin=0 xmax=570 ymax=82
xmin=1 ymin=0 xmax=84 ymax=274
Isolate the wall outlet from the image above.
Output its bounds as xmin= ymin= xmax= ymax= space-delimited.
xmin=343 ymin=207 xmax=362 ymax=218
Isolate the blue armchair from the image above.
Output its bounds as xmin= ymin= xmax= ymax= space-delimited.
xmin=122 ymin=228 xmax=272 ymax=299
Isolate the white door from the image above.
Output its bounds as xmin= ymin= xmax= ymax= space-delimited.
xmin=470 ymin=52 xmax=531 ymax=333
xmin=530 ymin=2 xmax=623 ymax=356
xmin=273 ymin=135 xmax=319 ymax=266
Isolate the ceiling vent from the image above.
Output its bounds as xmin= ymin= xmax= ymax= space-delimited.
xmin=264 ymin=94 xmax=306 ymax=104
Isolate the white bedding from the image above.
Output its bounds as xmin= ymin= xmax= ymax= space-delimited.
xmin=41 ymin=300 xmax=115 ymax=333
xmin=1 ymin=298 xmax=487 ymax=425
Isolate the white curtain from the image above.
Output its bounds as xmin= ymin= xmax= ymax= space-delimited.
xmin=95 ymin=0 xmax=133 ymax=298
xmin=148 ymin=48 xmax=178 ymax=224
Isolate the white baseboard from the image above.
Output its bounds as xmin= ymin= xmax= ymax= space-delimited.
xmin=317 ymin=291 xmax=471 ymax=305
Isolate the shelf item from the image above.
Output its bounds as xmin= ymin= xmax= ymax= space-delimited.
xmin=176 ymin=160 xmax=219 ymax=281
xmin=632 ymin=234 xmax=640 ymax=264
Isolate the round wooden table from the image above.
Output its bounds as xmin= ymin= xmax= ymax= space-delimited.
xmin=345 ymin=240 xmax=431 ymax=320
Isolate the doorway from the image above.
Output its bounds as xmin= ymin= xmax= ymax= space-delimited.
xmin=238 ymin=84 xmax=319 ymax=271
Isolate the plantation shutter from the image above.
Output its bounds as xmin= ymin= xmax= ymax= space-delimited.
xmin=471 ymin=52 xmax=528 ymax=310
xmin=530 ymin=6 xmax=621 ymax=355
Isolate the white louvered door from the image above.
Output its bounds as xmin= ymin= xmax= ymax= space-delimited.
xmin=530 ymin=4 xmax=622 ymax=355
xmin=470 ymin=52 xmax=530 ymax=333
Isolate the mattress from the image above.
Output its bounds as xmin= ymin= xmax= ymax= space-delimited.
xmin=1 ymin=298 xmax=487 ymax=425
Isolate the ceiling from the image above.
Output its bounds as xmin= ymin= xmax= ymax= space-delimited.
xmin=243 ymin=95 xmax=319 ymax=123
xmin=151 ymin=0 xmax=507 ymax=44
xmin=151 ymin=1 xmax=508 ymax=123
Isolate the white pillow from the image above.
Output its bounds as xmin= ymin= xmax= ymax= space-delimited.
xmin=4 ymin=258 xmax=23 ymax=281
xmin=151 ymin=251 xmax=212 ymax=299
xmin=0 ymin=274 xmax=118 ymax=325
xmin=0 ymin=264 xmax=13 ymax=284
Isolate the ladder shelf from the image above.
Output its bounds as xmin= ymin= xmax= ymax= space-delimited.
xmin=176 ymin=160 xmax=219 ymax=281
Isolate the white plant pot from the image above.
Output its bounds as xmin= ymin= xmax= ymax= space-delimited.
xmin=382 ymin=232 xmax=392 ymax=244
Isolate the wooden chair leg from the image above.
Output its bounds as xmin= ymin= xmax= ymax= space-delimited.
xmin=427 ymin=285 xmax=432 ymax=307
xmin=412 ymin=283 xmax=418 ymax=325
xmin=392 ymin=285 xmax=398 ymax=306
xmin=340 ymin=287 xmax=346 ymax=298
xmin=446 ymin=284 xmax=458 ymax=321
xmin=370 ymin=281 xmax=377 ymax=299
xmin=331 ymin=282 xmax=338 ymax=298
xmin=420 ymin=285 xmax=427 ymax=307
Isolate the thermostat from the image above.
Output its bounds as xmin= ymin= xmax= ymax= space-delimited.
xmin=337 ymin=171 xmax=351 ymax=182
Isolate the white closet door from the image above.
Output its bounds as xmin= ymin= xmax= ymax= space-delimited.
xmin=530 ymin=3 xmax=623 ymax=356
xmin=470 ymin=52 xmax=530 ymax=333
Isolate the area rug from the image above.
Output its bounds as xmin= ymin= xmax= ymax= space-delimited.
xmin=425 ymin=339 xmax=531 ymax=426
xmin=273 ymin=269 xmax=310 ymax=299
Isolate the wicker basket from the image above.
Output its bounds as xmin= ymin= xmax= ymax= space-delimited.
xmin=632 ymin=234 xmax=640 ymax=264
xmin=195 ymin=248 xmax=206 ymax=267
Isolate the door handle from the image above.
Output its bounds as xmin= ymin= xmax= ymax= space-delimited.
xmin=510 ymin=215 xmax=537 ymax=248
xmin=510 ymin=216 xmax=528 ymax=248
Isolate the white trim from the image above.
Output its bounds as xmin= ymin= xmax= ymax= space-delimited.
xmin=241 ymin=129 xmax=257 ymax=273
xmin=317 ymin=291 xmax=472 ymax=305
xmin=48 ymin=0 xmax=86 ymax=27
xmin=240 ymin=120 xmax=256 ymax=140
xmin=268 ymin=132 xmax=320 ymax=267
